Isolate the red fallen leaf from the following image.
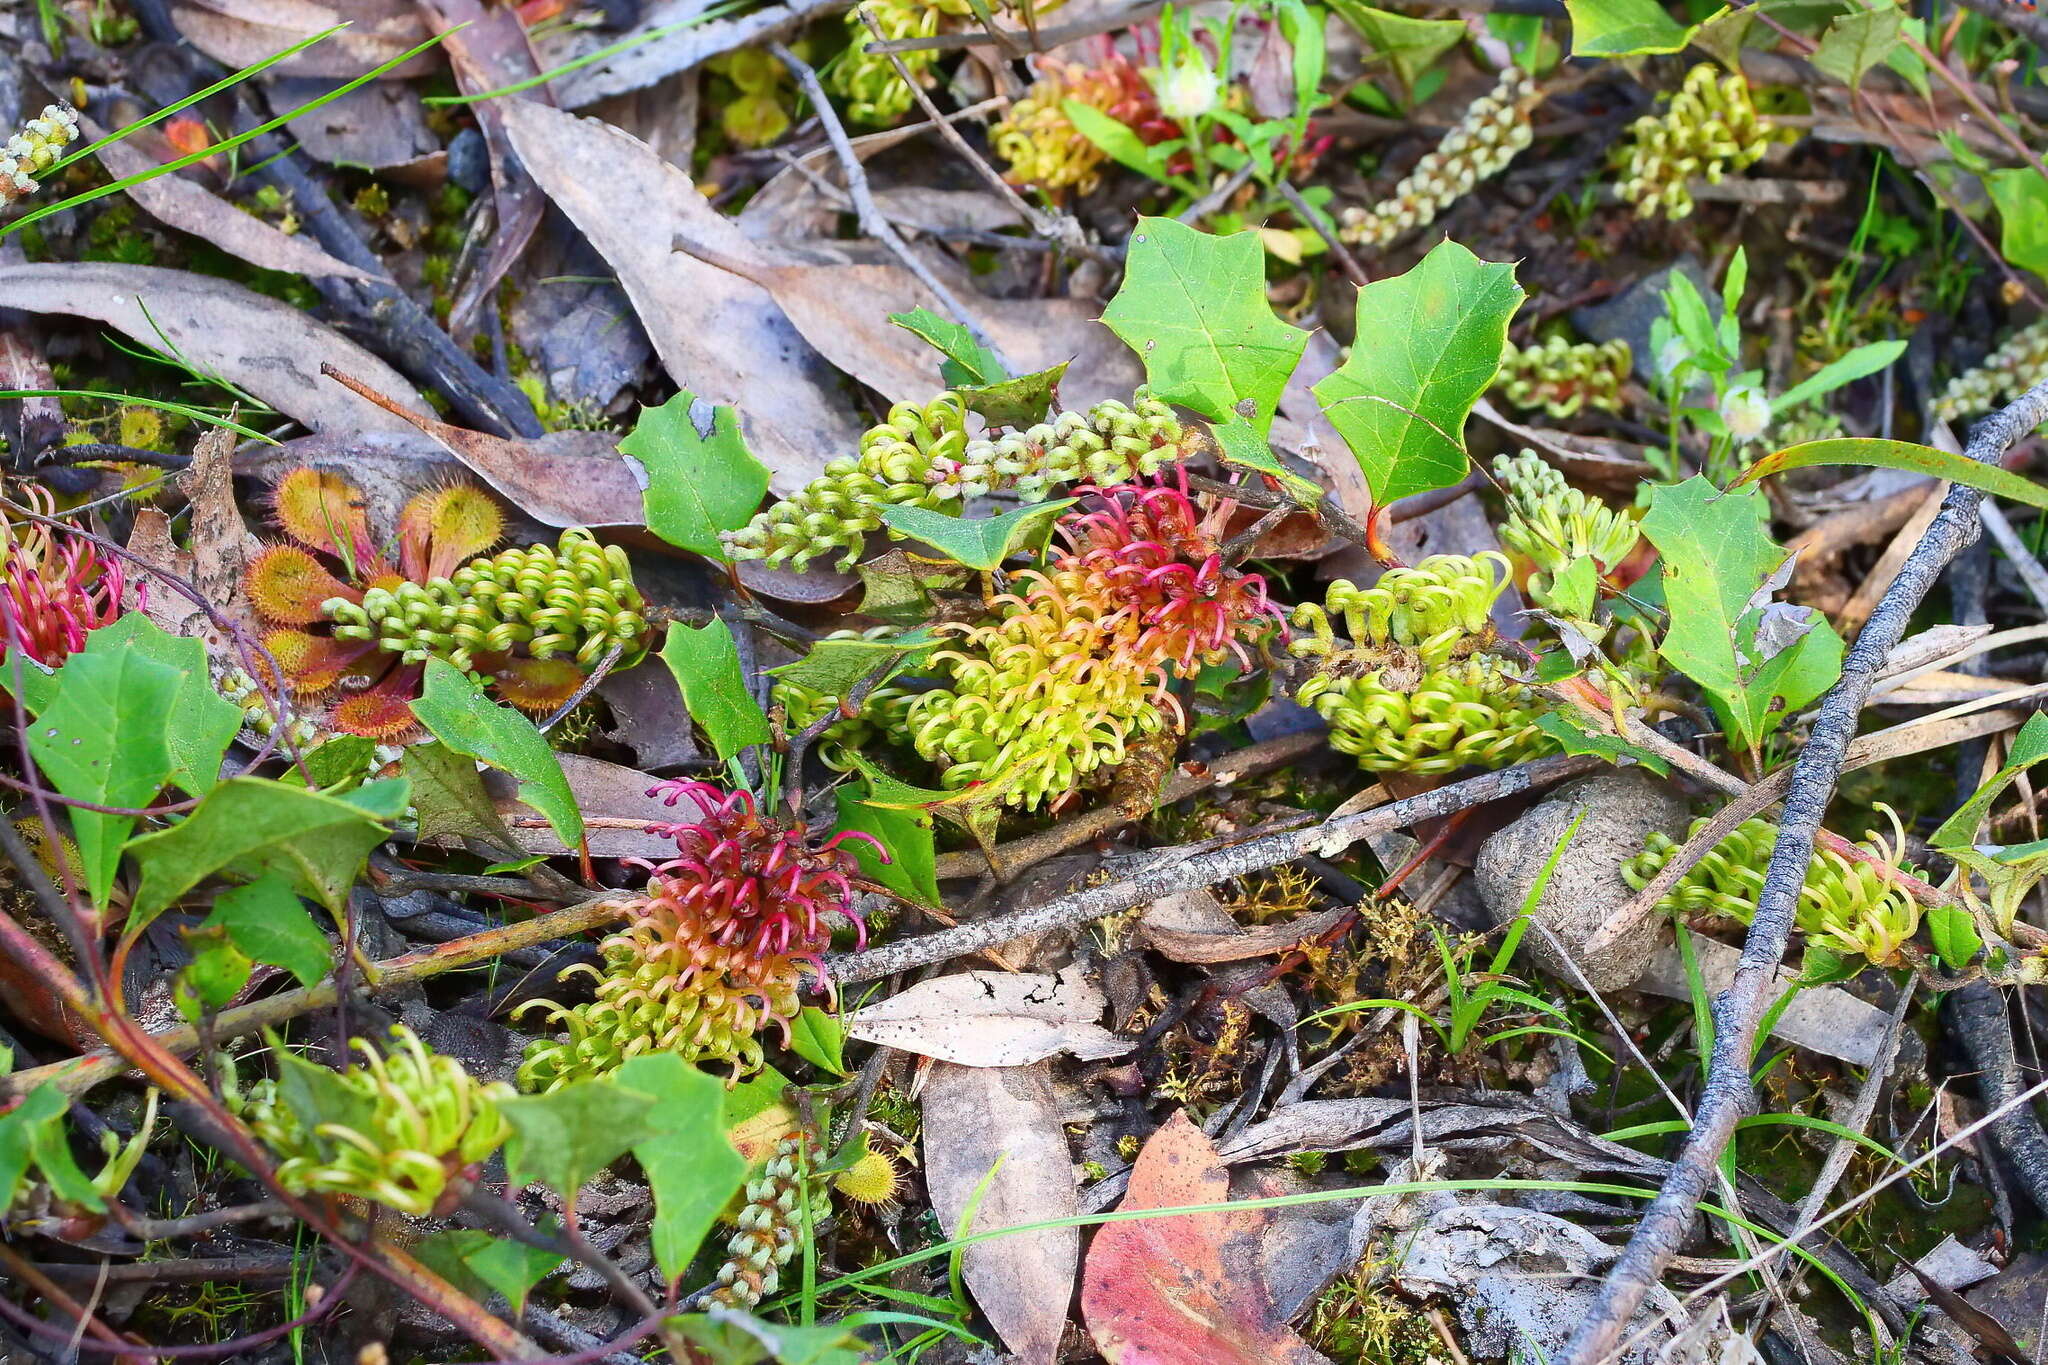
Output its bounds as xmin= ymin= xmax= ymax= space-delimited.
xmin=1081 ymin=1111 xmax=1331 ymax=1365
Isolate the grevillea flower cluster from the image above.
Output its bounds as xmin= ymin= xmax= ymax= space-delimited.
xmin=722 ymin=392 xmax=1184 ymax=571
xmin=1935 ymin=317 xmax=2048 ymax=424
xmin=1493 ymin=450 xmax=1642 ymax=598
xmin=228 ymin=1025 xmax=514 ymax=1218
xmin=909 ymin=480 xmax=1280 ymax=809
xmin=1288 ymin=553 xmax=1550 ymax=774
xmin=827 ymin=0 xmax=973 ymax=125
xmin=518 ymin=784 xmax=874 ymax=1088
xmin=244 ymin=469 xmax=647 ymax=737
xmin=1615 ymin=63 xmax=1771 ymax=220
xmin=1622 ymin=809 xmax=1922 ymax=966
xmin=1340 ymin=67 xmax=1537 ymax=248
xmin=994 ymin=51 xmax=1179 ymax=196
xmin=1494 ymin=337 xmax=1632 ymax=419
xmin=0 ymin=103 xmax=77 ymax=201
xmin=0 ymin=486 xmax=123 ymax=665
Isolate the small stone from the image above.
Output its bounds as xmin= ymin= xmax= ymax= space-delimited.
xmin=1472 ymin=769 xmax=1690 ymax=992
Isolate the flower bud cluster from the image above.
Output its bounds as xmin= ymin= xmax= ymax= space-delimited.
xmin=995 ymin=54 xmax=1176 ymax=195
xmin=1339 ymin=67 xmax=1536 ymax=248
xmin=1495 ymin=336 xmax=1631 ymax=418
xmin=0 ymin=103 xmax=77 ymax=201
xmin=1615 ymin=64 xmax=1771 ymax=220
xmin=1934 ymin=317 xmax=2048 ymax=423
xmin=1492 ymin=450 xmax=1641 ymax=596
xmin=827 ymin=0 xmax=972 ymax=126
xmin=712 ymin=1136 xmax=829 ymax=1307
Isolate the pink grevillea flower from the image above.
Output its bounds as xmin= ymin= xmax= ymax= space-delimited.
xmin=0 ymin=489 xmax=124 ymax=665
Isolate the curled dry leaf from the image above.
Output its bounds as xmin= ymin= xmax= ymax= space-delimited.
xmin=844 ymin=966 xmax=1131 ymax=1066
xmin=320 ymin=365 xmax=646 ymax=527
xmin=170 ymin=0 xmax=437 ymax=79
xmin=499 ymin=99 xmax=861 ymax=494
xmin=492 ymin=754 xmax=685 ymax=861
xmin=1081 ymin=1111 xmax=1331 ymax=1365
xmin=94 ymin=128 xmax=378 ymax=283
xmin=1139 ymin=888 xmax=1350 ymax=963
xmin=0 ymin=263 xmax=423 ymax=435
xmin=921 ymin=1060 xmax=1079 ymax=1365
xmin=533 ymin=0 xmax=851 ymax=108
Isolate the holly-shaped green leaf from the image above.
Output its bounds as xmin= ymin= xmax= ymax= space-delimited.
xmin=878 ymin=499 xmax=1077 ymax=572
xmin=500 ymin=1078 xmax=657 ymax=1200
xmin=1327 ymin=0 xmax=1465 ymax=85
xmin=1991 ymin=168 xmax=2048 ymax=287
xmin=957 ymin=362 xmax=1068 ymax=430
xmin=412 ymin=658 xmax=582 ymax=849
xmin=788 ymin=1007 xmax=847 ymax=1077
xmin=890 ymin=307 xmax=1008 ymax=387
xmin=622 ymin=391 xmax=772 ymax=560
xmin=1811 ymin=5 xmax=1903 ymax=90
xmin=204 ymin=873 xmax=333 ymax=989
xmin=614 ymin=1055 xmax=748 ymax=1280
xmin=1314 ymin=240 xmax=1523 ymax=506
xmin=415 ymin=1230 xmax=565 ymax=1318
xmin=400 ymin=740 xmax=525 ymax=849
xmin=1563 ymin=0 xmax=1705 ymax=56
xmin=769 ymin=631 xmax=931 ymax=697
xmin=0 ymin=1086 xmax=99 ymax=1213
xmin=660 ymin=618 xmax=772 ymax=762
xmin=1102 ymin=217 xmax=1309 ymax=436
xmin=62 ymin=614 xmax=242 ymax=797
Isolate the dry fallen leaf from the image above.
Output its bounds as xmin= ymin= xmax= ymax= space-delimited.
xmin=922 ymin=1061 xmax=1079 ymax=1365
xmin=844 ymin=966 xmax=1131 ymax=1066
xmin=532 ymin=0 xmax=849 ymax=108
xmin=0 ymin=262 xmax=424 ymax=435
xmin=1081 ymin=1111 xmax=1332 ymax=1365
xmin=172 ymin=0 xmax=437 ymax=78
xmin=1138 ymin=888 xmax=1349 ymax=963
xmin=492 ymin=754 xmax=682 ymax=861
xmin=500 ymin=99 xmax=862 ymax=494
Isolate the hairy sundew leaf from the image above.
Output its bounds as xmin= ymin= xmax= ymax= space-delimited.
xmin=615 ymin=1054 xmax=749 ymax=1280
xmin=878 ymin=499 xmax=1076 ymax=572
xmin=660 ymin=618 xmax=772 ymax=762
xmin=1314 ymin=241 xmax=1523 ymax=506
xmin=413 ymin=659 xmax=583 ymax=849
xmin=204 ymin=874 xmax=332 ymax=989
xmin=1102 ymin=218 xmax=1309 ymax=436
xmin=1735 ymin=436 xmax=2048 ymax=511
xmin=622 ymin=391 xmax=771 ymax=560
xmin=891 ymin=307 xmax=1008 ymax=387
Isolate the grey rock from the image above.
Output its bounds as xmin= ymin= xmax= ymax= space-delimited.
xmin=1472 ymin=770 xmax=1690 ymax=992
xmin=1572 ymin=258 xmax=1718 ymax=387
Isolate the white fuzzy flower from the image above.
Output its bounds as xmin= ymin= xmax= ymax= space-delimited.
xmin=1151 ymin=56 xmax=1218 ymax=120
xmin=1718 ymin=384 xmax=1772 ymax=442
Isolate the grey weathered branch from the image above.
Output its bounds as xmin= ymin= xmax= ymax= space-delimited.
xmin=1560 ymin=376 xmax=2048 ymax=1365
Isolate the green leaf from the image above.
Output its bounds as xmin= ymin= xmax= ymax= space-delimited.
xmin=126 ymin=777 xmax=405 ymax=927
xmin=28 ymin=646 xmax=180 ymax=906
xmin=835 ymin=782 xmax=939 ymax=908
xmin=174 ymin=927 xmax=253 ymax=1023
xmin=789 ymin=1006 xmax=848 ymax=1076
xmin=400 ymin=740 xmax=524 ymax=850
xmin=1689 ymin=7 xmax=1754 ymax=69
xmin=1639 ymin=477 xmax=1844 ymax=753
xmin=1770 ymin=340 xmax=1905 ymax=414
xmin=414 ymin=1229 xmax=564 ymax=1317
xmin=614 ymin=1055 xmax=749 ymax=1280
xmin=0 ymin=1086 xmax=76 ymax=1212
xmin=889 ymin=307 xmax=1008 ymax=387
xmin=660 ymin=618 xmax=772 ymax=762
xmin=300 ymin=736 xmax=377 ymax=792
xmin=844 ymin=753 xmax=1003 ymax=860
xmin=71 ymin=614 xmax=240 ymax=797
xmin=857 ymin=549 xmax=972 ymax=626
xmin=1796 ymin=943 xmax=1859 ymax=987
xmin=412 ymin=658 xmax=582 ymax=849
xmin=1063 ymin=101 xmax=1179 ymax=184
xmin=1734 ymin=436 xmax=2048 ymax=511
xmin=878 ymin=499 xmax=1077 ymax=572
xmin=204 ymin=874 xmax=332 ymax=989
xmin=500 ymin=1078 xmax=657 ymax=1199
xmin=1326 ymin=0 xmax=1465 ymax=85
xmin=623 ymin=391 xmax=772 ymax=560
xmin=668 ymin=1311 xmax=868 ymax=1365
xmin=1314 ymin=240 xmax=1523 ymax=506
xmin=1990 ymin=168 xmax=2048 ymax=286
xmin=1206 ymin=414 xmax=1324 ymax=505
xmin=270 ymin=1043 xmax=379 ymax=1164
xmin=769 ymin=633 xmax=927 ymax=697
xmin=1565 ymin=0 xmax=1705 ymax=55
xmin=957 ymin=361 xmax=1068 ymax=430
xmin=1932 ymin=712 xmax=2048 ymax=850
xmin=1810 ymin=4 xmax=1902 ymax=89
xmin=1926 ymin=903 xmax=1983 ymax=970
xmin=1101 ymin=217 xmax=1310 ymax=436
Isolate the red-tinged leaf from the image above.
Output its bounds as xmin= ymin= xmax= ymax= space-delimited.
xmin=1081 ymin=1111 xmax=1331 ymax=1365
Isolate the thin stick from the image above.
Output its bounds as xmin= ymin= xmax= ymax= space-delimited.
xmin=1275 ymin=181 xmax=1369 ymax=287
xmin=1560 ymin=376 xmax=2048 ymax=1365
xmin=772 ymin=43 xmax=1013 ymax=370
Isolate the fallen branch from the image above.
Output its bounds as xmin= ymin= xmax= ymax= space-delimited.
xmin=1560 ymin=376 xmax=2048 ymax=1365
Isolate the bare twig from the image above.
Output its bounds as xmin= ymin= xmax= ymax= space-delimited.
xmin=1561 ymin=377 xmax=2048 ymax=1365
xmin=1274 ymin=181 xmax=1368 ymax=287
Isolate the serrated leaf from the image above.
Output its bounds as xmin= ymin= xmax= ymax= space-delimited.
xmin=623 ymin=391 xmax=772 ymax=560
xmin=28 ymin=646 xmax=180 ymax=906
xmin=1811 ymin=5 xmax=1902 ymax=90
xmin=500 ymin=1078 xmax=657 ymax=1199
xmin=835 ymin=781 xmax=939 ymax=908
xmin=660 ymin=618 xmax=771 ymax=762
xmin=1738 ymin=437 xmax=2048 ymax=512
xmin=845 ymin=754 xmax=1004 ymax=859
xmin=878 ymin=499 xmax=1076 ymax=571
xmin=857 ymin=549 xmax=972 ymax=625
xmin=789 ymin=1006 xmax=848 ymax=1076
xmin=412 ymin=658 xmax=582 ymax=849
xmin=1101 ymin=217 xmax=1309 ymax=436
xmin=958 ymin=361 xmax=1067 ymax=429
xmin=769 ymin=633 xmax=927 ymax=696
xmin=174 ymin=928 xmax=253 ymax=1023
xmin=68 ymin=615 xmax=241 ymax=797
xmin=300 ymin=736 xmax=376 ymax=791
xmin=401 ymin=740 xmax=524 ymax=849
xmin=0 ymin=1086 xmax=87 ymax=1212
xmin=1639 ymin=477 xmax=1844 ymax=753
xmin=1205 ymin=415 xmax=1324 ymax=504
xmin=1326 ymin=0 xmax=1465 ymax=85
xmin=126 ymin=777 xmax=405 ymax=927
xmin=890 ymin=307 xmax=1009 ymax=387
xmin=414 ymin=1229 xmax=564 ymax=1317
xmin=205 ymin=873 xmax=332 ymax=988
xmin=1314 ymin=241 xmax=1523 ymax=506
xmin=614 ymin=1055 xmax=749 ymax=1280
xmin=1990 ymin=168 xmax=2048 ymax=286
xmin=1565 ymin=0 xmax=1705 ymax=55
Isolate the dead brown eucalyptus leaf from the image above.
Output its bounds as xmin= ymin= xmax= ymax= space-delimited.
xmin=922 ymin=1061 xmax=1079 ymax=1365
xmin=493 ymin=754 xmax=680 ymax=861
xmin=845 ymin=966 xmax=1131 ymax=1065
xmin=0 ymin=263 xmax=424 ymax=435
xmin=171 ymin=0 xmax=437 ymax=78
